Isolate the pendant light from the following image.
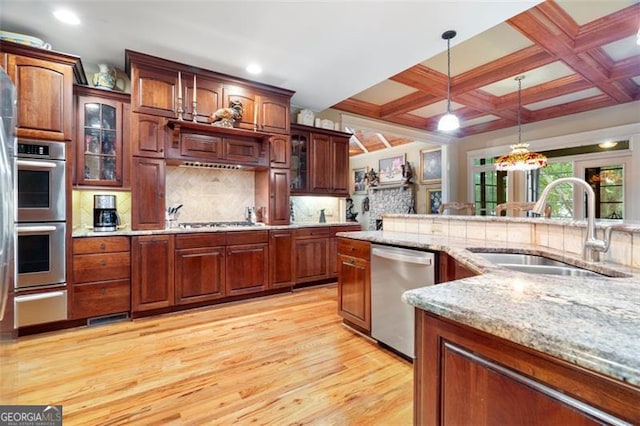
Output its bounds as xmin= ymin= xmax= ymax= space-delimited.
xmin=437 ymin=30 xmax=459 ymax=132
xmin=495 ymin=76 xmax=547 ymax=171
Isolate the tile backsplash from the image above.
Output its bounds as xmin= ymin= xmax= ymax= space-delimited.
xmin=291 ymin=196 xmax=344 ymax=223
xmin=72 ymin=190 xmax=132 ymax=231
xmin=165 ymin=166 xmax=255 ymax=222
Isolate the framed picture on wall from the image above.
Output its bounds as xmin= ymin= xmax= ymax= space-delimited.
xmin=378 ymin=154 xmax=406 ymax=185
xmin=420 ymin=148 xmax=442 ymax=183
xmin=353 ymin=167 xmax=367 ymax=194
xmin=427 ymin=188 xmax=442 ymax=214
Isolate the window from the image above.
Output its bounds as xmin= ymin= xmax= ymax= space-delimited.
xmin=527 ymin=161 xmax=574 ymax=218
xmin=585 ymin=165 xmax=624 ymax=219
xmin=473 ymin=158 xmax=506 ymax=215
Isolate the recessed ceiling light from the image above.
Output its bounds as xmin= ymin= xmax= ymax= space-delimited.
xmin=53 ymin=9 xmax=80 ymax=25
xmin=246 ymin=63 xmax=262 ymax=75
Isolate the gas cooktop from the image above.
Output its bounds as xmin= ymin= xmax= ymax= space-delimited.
xmin=178 ymin=221 xmax=261 ymax=229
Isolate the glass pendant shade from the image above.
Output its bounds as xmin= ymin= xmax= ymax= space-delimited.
xmin=438 ymin=30 xmax=459 ymax=132
xmin=438 ymin=113 xmax=460 ymax=131
xmin=495 ymin=75 xmax=547 ymax=171
xmin=495 ymin=143 xmax=548 ymax=171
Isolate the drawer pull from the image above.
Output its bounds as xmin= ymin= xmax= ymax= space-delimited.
xmin=100 ymin=287 xmax=106 ymax=295
xmin=100 ymin=260 xmax=107 ymax=266
xmin=100 ymin=243 xmax=106 ymax=250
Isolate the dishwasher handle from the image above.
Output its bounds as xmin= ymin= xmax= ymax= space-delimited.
xmin=372 ymin=247 xmax=433 ymax=266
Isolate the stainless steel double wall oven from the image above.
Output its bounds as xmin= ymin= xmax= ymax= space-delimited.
xmin=14 ymin=140 xmax=67 ymax=327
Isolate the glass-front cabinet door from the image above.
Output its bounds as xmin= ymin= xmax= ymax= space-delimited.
xmin=290 ymin=129 xmax=309 ymax=193
xmin=76 ymin=95 xmax=123 ymax=186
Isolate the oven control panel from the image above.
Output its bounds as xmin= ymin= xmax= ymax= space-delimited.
xmin=16 ymin=140 xmax=65 ymax=160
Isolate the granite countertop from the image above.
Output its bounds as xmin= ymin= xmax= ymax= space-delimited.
xmin=72 ymin=222 xmax=360 ymax=238
xmin=338 ymin=230 xmax=640 ymax=388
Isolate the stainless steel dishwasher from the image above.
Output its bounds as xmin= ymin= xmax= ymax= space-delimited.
xmin=371 ymin=244 xmax=435 ymax=359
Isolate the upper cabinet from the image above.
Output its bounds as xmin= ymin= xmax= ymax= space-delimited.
xmin=257 ymin=93 xmax=290 ymax=135
xmin=130 ymin=62 xmax=177 ymax=118
xmin=2 ymin=41 xmax=85 ymax=141
xmin=290 ymin=124 xmax=350 ymax=196
xmin=126 ymin=50 xmax=293 ymax=135
xmin=74 ymin=86 xmax=131 ymax=188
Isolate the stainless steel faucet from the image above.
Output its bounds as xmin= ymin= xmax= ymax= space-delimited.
xmin=532 ymin=177 xmax=611 ymax=262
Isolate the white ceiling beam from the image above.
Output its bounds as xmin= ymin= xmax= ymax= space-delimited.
xmin=345 ymin=127 xmax=369 ymax=153
xmin=376 ymin=133 xmax=392 ymax=148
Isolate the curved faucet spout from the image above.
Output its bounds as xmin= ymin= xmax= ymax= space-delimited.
xmin=533 ymin=177 xmax=609 ymax=262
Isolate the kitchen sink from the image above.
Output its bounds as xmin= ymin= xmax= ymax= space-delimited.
xmin=472 ymin=252 xmax=606 ymax=278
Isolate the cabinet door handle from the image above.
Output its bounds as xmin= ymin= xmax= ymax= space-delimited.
xmin=100 ymin=260 xmax=107 ymax=266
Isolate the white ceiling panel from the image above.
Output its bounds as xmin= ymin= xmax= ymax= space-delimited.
xmin=410 ymin=100 xmax=465 ymax=118
xmin=525 ymin=88 xmax=603 ymax=110
xmin=461 ymin=115 xmax=500 ymax=127
xmin=480 ymin=62 xmax=575 ymax=96
xmin=601 ymin=35 xmax=640 ymax=61
xmin=419 ymin=22 xmax=533 ymax=76
xmin=556 ymin=0 xmax=635 ymax=25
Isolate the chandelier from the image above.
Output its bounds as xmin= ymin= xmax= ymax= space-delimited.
xmin=495 ymin=76 xmax=547 ymax=171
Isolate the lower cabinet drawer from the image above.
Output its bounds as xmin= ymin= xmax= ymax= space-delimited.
xmin=73 ymin=252 xmax=131 ymax=284
xmin=72 ymin=280 xmax=131 ymax=319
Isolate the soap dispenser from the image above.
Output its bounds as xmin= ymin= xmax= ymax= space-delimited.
xmin=319 ymin=209 xmax=326 ymax=223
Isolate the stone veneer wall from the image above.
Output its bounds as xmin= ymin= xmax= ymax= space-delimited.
xmin=368 ymin=186 xmax=415 ymax=230
xmin=382 ymin=214 xmax=640 ymax=269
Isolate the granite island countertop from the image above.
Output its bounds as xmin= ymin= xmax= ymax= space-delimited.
xmin=337 ymin=230 xmax=640 ymax=388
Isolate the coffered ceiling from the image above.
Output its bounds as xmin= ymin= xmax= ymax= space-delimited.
xmin=334 ymin=0 xmax=640 ymax=156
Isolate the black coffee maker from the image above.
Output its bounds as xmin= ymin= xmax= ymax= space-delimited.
xmin=93 ymin=195 xmax=120 ymax=232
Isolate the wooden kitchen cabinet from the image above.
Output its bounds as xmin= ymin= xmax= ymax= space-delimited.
xmin=225 ymin=231 xmax=269 ymax=296
xmin=184 ymin=73 xmax=224 ymax=123
xmin=131 ymin=234 xmax=175 ymax=312
xmin=129 ymin=60 xmax=178 ymax=118
xmin=131 ymin=157 xmax=166 ymax=230
xmin=290 ymin=124 xmax=350 ymax=196
xmin=337 ymin=238 xmax=371 ymax=332
xmin=70 ymin=236 xmax=131 ymax=319
xmin=175 ymin=233 xmax=226 ymax=305
xmin=255 ymin=168 xmax=290 ymax=226
xmin=269 ymin=230 xmax=295 ymax=289
xmin=415 ymin=310 xmax=640 ymax=425
xmin=224 ymin=85 xmax=256 ymax=131
xmin=269 ymin=134 xmax=290 ymax=169
xmin=131 ymin=113 xmax=166 ymax=158
xmin=75 ymin=86 xmax=131 ymax=187
xmin=295 ymin=227 xmax=330 ymax=284
xmin=257 ymin=93 xmax=290 ymax=135
xmin=2 ymin=42 xmax=84 ymax=141
xmin=329 ymin=224 xmax=361 ymax=277
xmin=437 ymin=251 xmax=478 ymax=283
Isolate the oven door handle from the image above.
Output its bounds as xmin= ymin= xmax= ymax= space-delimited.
xmin=17 ymin=225 xmax=57 ymax=234
xmin=16 ymin=159 xmax=58 ymax=169
xmin=15 ymin=291 xmax=66 ymax=302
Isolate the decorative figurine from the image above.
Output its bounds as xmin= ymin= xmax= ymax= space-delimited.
xmin=211 ymin=100 xmax=243 ymax=127
xmin=346 ymin=198 xmax=358 ymax=222
xmin=365 ymin=168 xmax=378 ymax=187
xmin=402 ymin=161 xmax=414 ymax=184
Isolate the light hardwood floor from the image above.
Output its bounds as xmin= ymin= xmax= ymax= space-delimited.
xmin=1 ymin=285 xmax=413 ymax=425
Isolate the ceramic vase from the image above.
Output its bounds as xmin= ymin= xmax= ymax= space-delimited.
xmin=93 ymin=64 xmax=117 ymax=90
